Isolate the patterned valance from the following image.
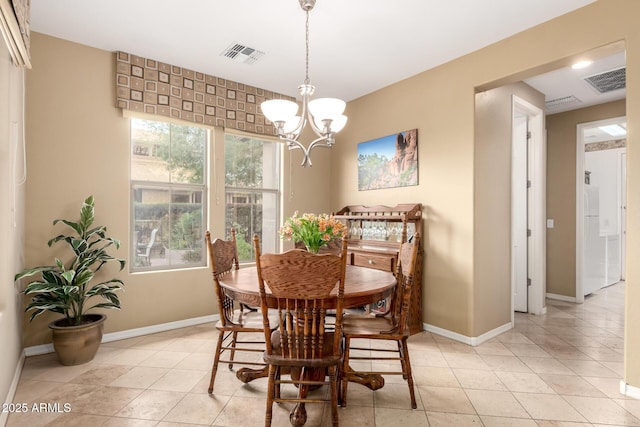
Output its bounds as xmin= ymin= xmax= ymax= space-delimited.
xmin=115 ymin=51 xmax=295 ymax=136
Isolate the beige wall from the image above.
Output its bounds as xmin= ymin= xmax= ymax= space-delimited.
xmin=474 ymin=82 xmax=546 ymax=334
xmin=331 ymin=0 xmax=640 ymax=388
xmin=546 ymin=100 xmax=626 ymax=298
xmin=22 ymin=33 xmax=332 ymax=348
xmin=0 ymin=40 xmax=26 ymax=414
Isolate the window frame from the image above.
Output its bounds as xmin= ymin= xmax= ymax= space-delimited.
xmin=223 ymin=131 xmax=282 ymax=264
xmin=129 ymin=117 xmax=209 ymax=272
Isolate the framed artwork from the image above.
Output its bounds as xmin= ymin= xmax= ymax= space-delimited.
xmin=357 ymin=129 xmax=418 ymax=191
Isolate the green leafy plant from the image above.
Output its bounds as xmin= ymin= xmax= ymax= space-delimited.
xmin=15 ymin=196 xmax=126 ymax=326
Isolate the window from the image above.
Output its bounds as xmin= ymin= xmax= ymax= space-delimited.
xmin=225 ymin=133 xmax=280 ymax=262
xmin=131 ymin=118 xmax=208 ymax=271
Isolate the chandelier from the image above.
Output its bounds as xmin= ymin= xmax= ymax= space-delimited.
xmin=260 ymin=0 xmax=347 ymax=167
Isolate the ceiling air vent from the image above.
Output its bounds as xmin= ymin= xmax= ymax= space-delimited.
xmin=584 ymin=67 xmax=626 ymax=93
xmin=220 ymin=43 xmax=265 ymax=65
xmin=545 ymin=95 xmax=582 ymax=111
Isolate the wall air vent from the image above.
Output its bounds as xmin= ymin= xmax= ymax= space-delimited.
xmin=584 ymin=67 xmax=626 ymax=93
xmin=545 ymin=95 xmax=582 ymax=111
xmin=220 ymin=43 xmax=265 ymax=65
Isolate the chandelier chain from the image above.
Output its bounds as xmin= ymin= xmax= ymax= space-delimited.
xmin=304 ymin=9 xmax=310 ymax=85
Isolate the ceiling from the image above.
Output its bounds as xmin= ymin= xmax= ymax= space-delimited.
xmin=29 ymin=0 xmax=612 ymax=106
xmin=524 ymin=51 xmax=626 ymax=115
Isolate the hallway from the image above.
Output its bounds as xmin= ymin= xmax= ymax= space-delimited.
xmin=6 ymin=282 xmax=639 ymax=426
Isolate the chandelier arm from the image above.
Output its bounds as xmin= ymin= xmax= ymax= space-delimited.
xmin=280 ymin=136 xmax=313 ymax=167
xmin=305 ymin=105 xmax=328 ymax=136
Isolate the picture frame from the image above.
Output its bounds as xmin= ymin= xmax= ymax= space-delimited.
xmin=357 ymin=129 xmax=418 ymax=191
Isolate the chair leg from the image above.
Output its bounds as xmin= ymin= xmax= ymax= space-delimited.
xmin=401 ymin=338 xmax=417 ymax=409
xmin=275 ymin=366 xmax=281 ymax=399
xmin=208 ymin=330 xmax=225 ymax=394
xmin=340 ymin=336 xmax=351 ymax=407
xmin=228 ymin=331 xmax=238 ymax=370
xmin=265 ymin=364 xmax=277 ymax=427
xmin=329 ymin=365 xmax=339 ymax=427
xmin=397 ymin=339 xmax=408 ymax=380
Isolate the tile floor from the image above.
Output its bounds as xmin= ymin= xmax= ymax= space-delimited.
xmin=6 ymin=281 xmax=640 ymax=426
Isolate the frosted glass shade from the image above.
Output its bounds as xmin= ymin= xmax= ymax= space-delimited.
xmin=308 ymin=97 xmax=346 ymax=121
xmin=261 ymin=99 xmax=299 ymax=123
xmin=331 ymin=114 xmax=348 ymax=133
xmin=313 ymin=114 xmax=347 ymax=133
xmin=283 ymin=116 xmax=302 ymax=135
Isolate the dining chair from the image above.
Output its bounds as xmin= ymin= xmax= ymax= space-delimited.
xmin=340 ymin=232 xmax=420 ymax=409
xmin=205 ymin=229 xmax=278 ymax=394
xmin=254 ymin=235 xmax=348 ymax=427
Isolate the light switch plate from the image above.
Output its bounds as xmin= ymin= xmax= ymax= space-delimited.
xmin=547 ymin=219 xmax=554 ymax=228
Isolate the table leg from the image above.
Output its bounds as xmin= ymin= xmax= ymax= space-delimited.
xmin=344 ymin=366 xmax=385 ymax=390
xmin=235 ymin=366 xmax=269 ymax=383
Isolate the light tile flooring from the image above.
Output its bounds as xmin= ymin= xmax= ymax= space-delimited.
xmin=7 ymin=281 xmax=640 ymax=426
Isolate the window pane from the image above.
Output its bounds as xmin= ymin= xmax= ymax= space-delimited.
xmin=133 ymin=185 xmax=205 ymax=268
xmin=131 ymin=119 xmax=171 ymax=182
xmin=133 ymin=186 xmax=170 ymax=268
xmin=131 ymin=119 xmax=206 ymax=186
xmin=225 ymin=134 xmax=279 ymax=189
xmin=169 ymin=124 xmax=206 ymax=184
xmin=225 ymin=190 xmax=278 ymax=262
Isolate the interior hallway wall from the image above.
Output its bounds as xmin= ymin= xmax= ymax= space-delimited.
xmin=546 ymin=100 xmax=625 ymax=298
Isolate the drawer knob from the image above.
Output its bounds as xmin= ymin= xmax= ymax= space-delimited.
xmin=368 ymin=259 xmax=375 ymax=265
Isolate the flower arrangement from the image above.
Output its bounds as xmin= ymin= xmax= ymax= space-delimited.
xmin=279 ymin=211 xmax=347 ymax=253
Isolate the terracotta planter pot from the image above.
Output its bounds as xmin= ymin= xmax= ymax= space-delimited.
xmin=49 ymin=314 xmax=106 ymax=366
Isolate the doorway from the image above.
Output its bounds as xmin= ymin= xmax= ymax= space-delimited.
xmin=576 ymin=116 xmax=627 ymax=301
xmin=511 ymin=95 xmax=545 ymax=316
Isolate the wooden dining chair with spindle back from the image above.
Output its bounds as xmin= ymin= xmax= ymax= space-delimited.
xmin=254 ymin=234 xmax=349 ymax=427
xmin=205 ymin=229 xmax=278 ymax=394
xmin=340 ymin=232 xmax=421 ymax=409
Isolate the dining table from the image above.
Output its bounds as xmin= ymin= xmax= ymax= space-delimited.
xmin=217 ymin=263 xmax=397 ymax=427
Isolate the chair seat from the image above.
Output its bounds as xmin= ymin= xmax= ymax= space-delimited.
xmin=342 ymin=314 xmax=407 ymax=337
xmin=264 ymin=330 xmax=343 ymax=368
xmin=216 ymin=308 xmax=280 ymax=331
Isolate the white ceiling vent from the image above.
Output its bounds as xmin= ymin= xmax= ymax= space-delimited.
xmin=545 ymin=95 xmax=582 ymax=111
xmin=584 ymin=67 xmax=626 ymax=93
xmin=220 ymin=43 xmax=265 ymax=65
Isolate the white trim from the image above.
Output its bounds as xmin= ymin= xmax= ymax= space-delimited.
xmin=546 ymin=293 xmax=577 ymax=303
xmin=24 ymin=314 xmax=218 ymax=357
xmin=620 ymin=381 xmax=640 ymax=399
xmin=424 ymin=321 xmax=513 ymax=347
xmin=0 ymin=352 xmax=26 ymax=426
xmin=511 ymin=95 xmax=546 ymax=317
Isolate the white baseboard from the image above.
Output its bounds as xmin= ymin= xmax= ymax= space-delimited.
xmin=546 ymin=293 xmax=576 ymax=303
xmin=620 ymin=380 xmax=640 ymax=399
xmin=423 ymin=321 xmax=513 ymax=346
xmin=24 ymin=314 xmax=218 ymax=357
xmin=1 ymin=352 xmax=26 ymax=427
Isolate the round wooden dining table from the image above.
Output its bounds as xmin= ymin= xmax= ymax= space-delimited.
xmin=217 ymin=264 xmax=396 ymax=427
xmin=217 ymin=263 xmax=397 ymax=310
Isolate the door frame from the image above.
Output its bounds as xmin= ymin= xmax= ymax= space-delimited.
xmin=511 ymin=95 xmax=546 ymax=318
xmin=576 ymin=116 xmax=626 ymax=301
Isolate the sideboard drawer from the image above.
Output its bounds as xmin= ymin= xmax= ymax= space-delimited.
xmin=353 ymin=252 xmax=395 ymax=272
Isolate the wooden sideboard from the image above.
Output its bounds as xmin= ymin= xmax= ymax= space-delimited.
xmin=333 ymin=203 xmax=423 ymax=335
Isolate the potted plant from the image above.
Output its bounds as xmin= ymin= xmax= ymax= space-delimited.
xmin=279 ymin=211 xmax=347 ymax=253
xmin=15 ymin=195 xmax=125 ymax=365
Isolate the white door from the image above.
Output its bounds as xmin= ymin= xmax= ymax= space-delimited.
xmin=512 ymin=113 xmax=528 ymax=312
